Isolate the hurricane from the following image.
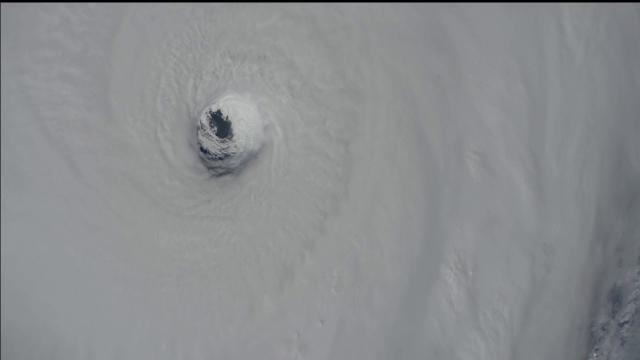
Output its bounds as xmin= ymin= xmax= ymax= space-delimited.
xmin=2 ymin=4 xmax=639 ymax=360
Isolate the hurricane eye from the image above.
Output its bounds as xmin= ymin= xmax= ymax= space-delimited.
xmin=196 ymin=94 xmax=266 ymax=176
xmin=208 ymin=109 xmax=233 ymax=139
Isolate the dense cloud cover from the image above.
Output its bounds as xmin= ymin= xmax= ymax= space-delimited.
xmin=1 ymin=4 xmax=639 ymax=360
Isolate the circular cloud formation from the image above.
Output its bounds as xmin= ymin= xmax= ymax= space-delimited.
xmin=197 ymin=93 xmax=266 ymax=175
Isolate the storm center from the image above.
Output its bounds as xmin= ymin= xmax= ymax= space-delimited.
xmin=196 ymin=93 xmax=266 ymax=176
